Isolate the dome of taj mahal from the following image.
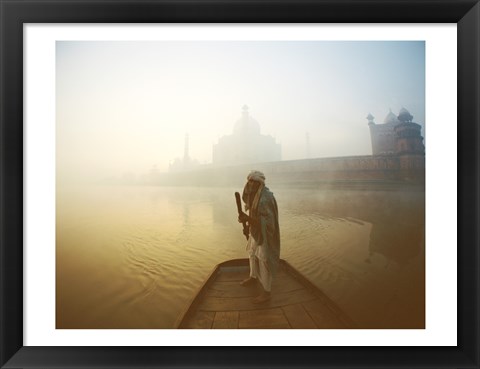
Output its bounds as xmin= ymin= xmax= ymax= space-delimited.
xmin=233 ymin=105 xmax=261 ymax=136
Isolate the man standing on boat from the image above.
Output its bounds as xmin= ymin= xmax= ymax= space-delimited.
xmin=238 ymin=170 xmax=280 ymax=304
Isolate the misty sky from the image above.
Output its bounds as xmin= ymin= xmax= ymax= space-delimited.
xmin=56 ymin=41 xmax=425 ymax=181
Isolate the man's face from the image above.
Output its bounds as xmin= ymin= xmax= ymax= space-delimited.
xmin=244 ymin=179 xmax=257 ymax=194
xmin=242 ymin=179 xmax=261 ymax=208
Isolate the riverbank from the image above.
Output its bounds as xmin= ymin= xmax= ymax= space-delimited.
xmin=144 ymin=155 xmax=425 ymax=190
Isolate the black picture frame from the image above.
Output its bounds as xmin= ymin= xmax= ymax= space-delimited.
xmin=1 ymin=1 xmax=478 ymax=368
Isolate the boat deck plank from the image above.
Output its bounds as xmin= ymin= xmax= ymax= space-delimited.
xmin=206 ymin=275 xmax=305 ymax=298
xmin=212 ymin=311 xmax=240 ymax=329
xmin=239 ymin=308 xmax=291 ymax=329
xmin=281 ymin=303 xmax=318 ymax=329
xmin=177 ymin=259 xmax=354 ymax=329
xmin=303 ymin=299 xmax=348 ymax=328
xmin=183 ymin=311 xmax=215 ymax=329
xmin=216 ymin=270 xmax=248 ymax=282
xmin=205 ymin=281 xmax=263 ymax=298
xmin=198 ymin=288 xmax=316 ymax=312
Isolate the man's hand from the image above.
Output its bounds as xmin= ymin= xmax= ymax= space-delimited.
xmin=238 ymin=212 xmax=250 ymax=223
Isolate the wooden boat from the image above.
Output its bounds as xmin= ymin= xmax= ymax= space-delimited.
xmin=176 ymin=258 xmax=355 ymax=329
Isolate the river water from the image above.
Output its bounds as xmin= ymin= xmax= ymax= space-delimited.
xmin=56 ymin=185 xmax=424 ymax=329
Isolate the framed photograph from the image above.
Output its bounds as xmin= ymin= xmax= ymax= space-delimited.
xmin=1 ymin=0 xmax=478 ymax=368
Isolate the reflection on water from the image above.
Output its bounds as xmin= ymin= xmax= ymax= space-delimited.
xmin=56 ymin=186 xmax=424 ymax=329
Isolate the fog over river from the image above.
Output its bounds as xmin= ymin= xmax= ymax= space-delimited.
xmin=56 ymin=185 xmax=424 ymax=329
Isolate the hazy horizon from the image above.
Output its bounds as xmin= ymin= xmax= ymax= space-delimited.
xmin=56 ymin=41 xmax=425 ymax=183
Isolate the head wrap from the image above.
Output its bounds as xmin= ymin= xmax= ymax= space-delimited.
xmin=247 ymin=170 xmax=265 ymax=184
xmin=243 ymin=170 xmax=265 ymax=212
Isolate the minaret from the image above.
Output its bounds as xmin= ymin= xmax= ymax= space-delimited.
xmin=367 ymin=113 xmax=378 ymax=155
xmin=183 ymin=133 xmax=190 ymax=164
xmin=393 ymin=108 xmax=425 ymax=182
xmin=306 ymin=132 xmax=311 ymax=158
xmin=394 ymin=108 xmax=425 ymax=155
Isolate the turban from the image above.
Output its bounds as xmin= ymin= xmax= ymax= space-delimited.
xmin=247 ymin=170 xmax=265 ymax=184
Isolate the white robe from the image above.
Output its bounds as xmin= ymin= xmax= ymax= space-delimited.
xmin=246 ymin=235 xmax=272 ymax=292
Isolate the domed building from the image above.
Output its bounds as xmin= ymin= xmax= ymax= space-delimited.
xmin=368 ymin=108 xmax=424 ymax=156
xmin=367 ymin=109 xmax=400 ymax=155
xmin=394 ymin=108 xmax=425 ymax=155
xmin=212 ymin=105 xmax=281 ymax=166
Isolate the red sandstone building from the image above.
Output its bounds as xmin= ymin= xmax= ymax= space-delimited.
xmin=368 ymin=108 xmax=425 ymax=156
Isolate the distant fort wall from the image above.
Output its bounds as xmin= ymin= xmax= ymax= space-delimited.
xmin=154 ymin=107 xmax=425 ymax=190
xmin=154 ymin=154 xmax=425 ymax=189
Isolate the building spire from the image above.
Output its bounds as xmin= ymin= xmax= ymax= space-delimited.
xmin=366 ymin=113 xmax=375 ymax=125
xmin=306 ymin=132 xmax=311 ymax=158
xmin=183 ymin=133 xmax=190 ymax=163
xmin=242 ymin=105 xmax=249 ymax=117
